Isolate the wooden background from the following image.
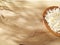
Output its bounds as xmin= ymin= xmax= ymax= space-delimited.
xmin=0 ymin=0 xmax=60 ymax=45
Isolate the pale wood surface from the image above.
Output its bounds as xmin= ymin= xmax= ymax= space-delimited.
xmin=0 ymin=0 xmax=60 ymax=45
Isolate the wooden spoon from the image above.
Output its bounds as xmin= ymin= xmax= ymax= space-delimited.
xmin=43 ymin=6 xmax=60 ymax=36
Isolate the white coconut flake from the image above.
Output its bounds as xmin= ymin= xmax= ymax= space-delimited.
xmin=45 ymin=8 xmax=60 ymax=33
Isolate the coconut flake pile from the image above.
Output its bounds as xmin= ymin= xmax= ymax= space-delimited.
xmin=45 ymin=8 xmax=60 ymax=33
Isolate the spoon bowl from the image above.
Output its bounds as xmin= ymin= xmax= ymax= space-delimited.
xmin=43 ymin=6 xmax=60 ymax=36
